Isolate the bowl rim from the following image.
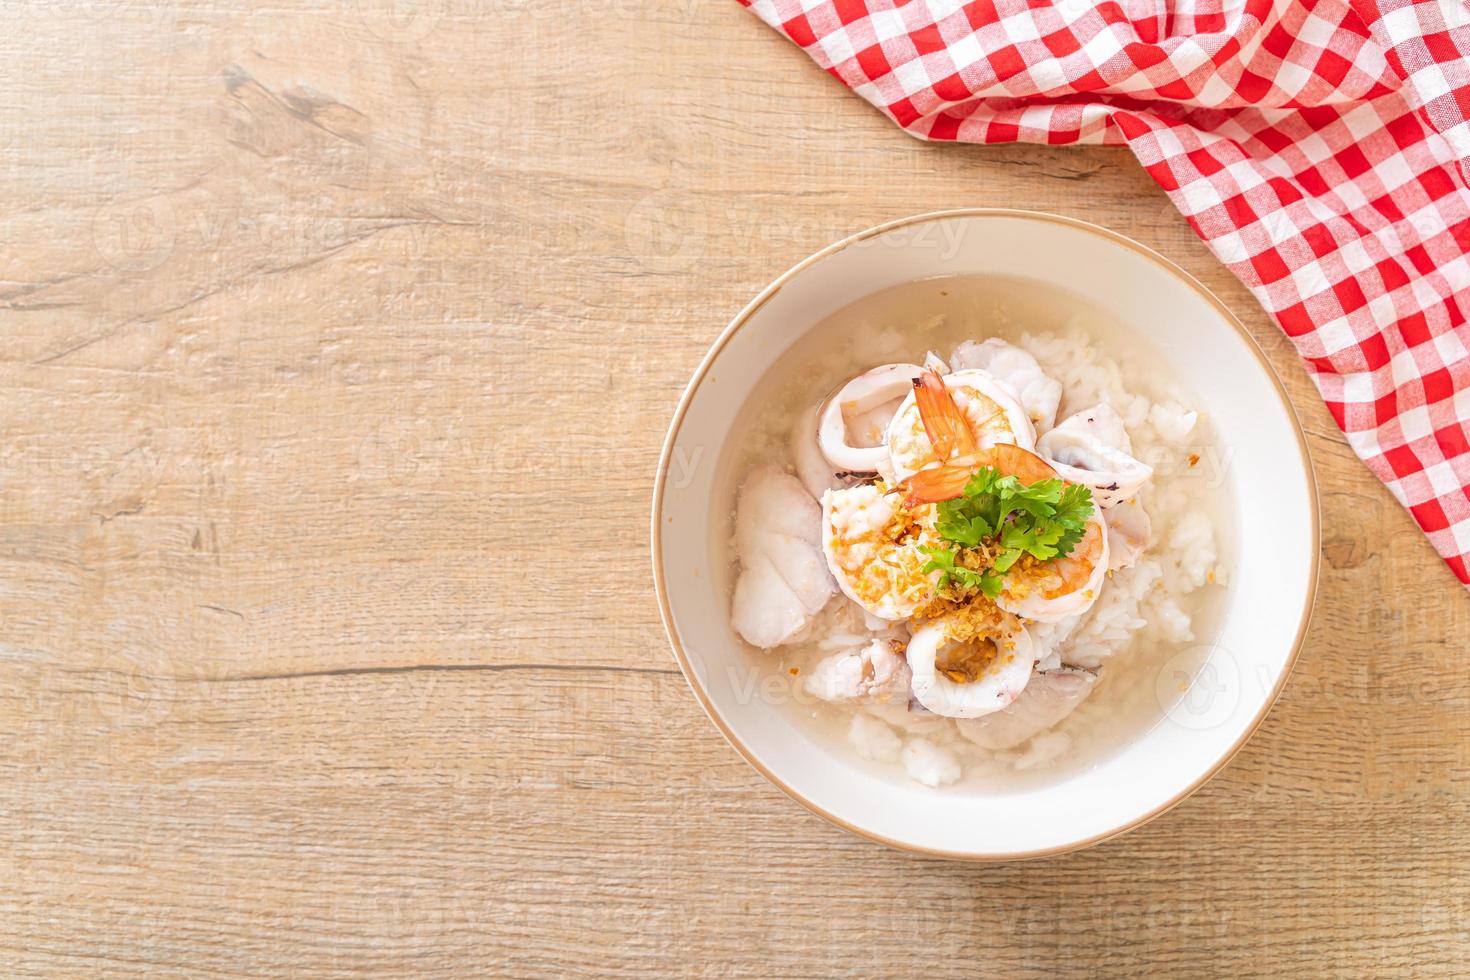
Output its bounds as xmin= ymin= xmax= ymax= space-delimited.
xmin=650 ymin=207 xmax=1321 ymax=861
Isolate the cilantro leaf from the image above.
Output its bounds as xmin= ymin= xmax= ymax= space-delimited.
xmin=924 ymin=464 xmax=1095 ymax=598
xmin=991 ymin=545 xmax=1024 ymax=573
xmin=918 ymin=544 xmax=986 ymax=593
xmin=978 ymin=570 xmax=1006 ymax=598
xmin=933 ymin=501 xmax=992 ymax=547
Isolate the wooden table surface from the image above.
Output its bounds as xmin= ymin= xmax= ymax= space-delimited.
xmin=3 ymin=2 xmax=1468 ymax=976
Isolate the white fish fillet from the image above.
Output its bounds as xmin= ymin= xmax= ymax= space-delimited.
xmin=954 ymin=667 xmax=1099 ymax=750
xmin=730 ymin=468 xmax=836 ymax=648
xmin=804 ymin=639 xmax=912 ymax=704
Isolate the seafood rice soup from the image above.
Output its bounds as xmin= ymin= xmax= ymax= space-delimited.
xmin=724 ymin=274 xmax=1230 ymax=789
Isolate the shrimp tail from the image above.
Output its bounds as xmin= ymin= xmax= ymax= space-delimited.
xmin=900 ymin=445 xmax=1060 ymax=506
xmin=913 ymin=371 xmax=978 ymax=460
xmin=902 ymin=455 xmax=985 ymax=505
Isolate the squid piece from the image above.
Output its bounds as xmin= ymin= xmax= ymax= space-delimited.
xmin=817 ymin=363 xmax=925 ymax=473
xmin=905 ymin=614 xmax=1037 ymax=718
xmin=791 ymin=402 xmax=862 ymax=500
xmin=1037 ymin=405 xmax=1153 ymax=509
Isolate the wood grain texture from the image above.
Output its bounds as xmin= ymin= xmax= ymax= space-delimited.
xmin=1 ymin=1 xmax=1468 ymax=976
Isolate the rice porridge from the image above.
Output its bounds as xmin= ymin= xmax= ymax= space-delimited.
xmin=718 ymin=274 xmax=1231 ymax=790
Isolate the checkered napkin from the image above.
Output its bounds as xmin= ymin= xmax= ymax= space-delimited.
xmin=740 ymin=0 xmax=1470 ymax=587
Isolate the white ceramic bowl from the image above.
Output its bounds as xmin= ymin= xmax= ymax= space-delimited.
xmin=652 ymin=210 xmax=1318 ymax=860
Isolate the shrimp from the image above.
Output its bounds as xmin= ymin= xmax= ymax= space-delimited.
xmin=996 ymin=511 xmax=1110 ymax=622
xmin=817 ymin=363 xmax=925 ymax=473
xmin=893 ymin=380 xmax=1109 ymax=622
xmin=913 ymin=369 xmax=978 ymax=459
xmin=885 ymin=369 xmax=1035 ymax=480
xmin=905 ymin=613 xmax=1037 ymax=718
xmin=820 ymin=483 xmax=943 ymax=621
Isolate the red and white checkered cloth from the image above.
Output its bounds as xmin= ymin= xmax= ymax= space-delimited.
xmin=741 ymin=0 xmax=1470 ymax=586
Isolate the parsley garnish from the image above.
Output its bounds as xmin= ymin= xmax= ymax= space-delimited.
xmin=918 ymin=467 xmax=1094 ymax=599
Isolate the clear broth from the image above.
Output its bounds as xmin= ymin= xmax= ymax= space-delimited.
xmin=717 ymin=273 xmax=1232 ymax=791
